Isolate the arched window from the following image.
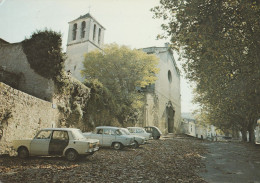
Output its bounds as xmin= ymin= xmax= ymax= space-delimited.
xmin=81 ymin=21 xmax=86 ymax=38
xmin=93 ymin=24 xmax=96 ymax=41
xmin=98 ymin=28 xmax=101 ymax=44
xmin=72 ymin=23 xmax=77 ymax=40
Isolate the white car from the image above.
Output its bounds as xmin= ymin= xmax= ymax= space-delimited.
xmin=127 ymin=127 xmax=152 ymax=141
xmin=83 ymin=126 xmax=135 ymax=150
xmin=12 ymin=128 xmax=99 ymax=161
xmin=144 ymin=126 xmax=162 ymax=140
xmin=120 ymin=128 xmax=146 ymax=148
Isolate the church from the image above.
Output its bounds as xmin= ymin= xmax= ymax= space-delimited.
xmin=65 ymin=13 xmax=181 ymax=134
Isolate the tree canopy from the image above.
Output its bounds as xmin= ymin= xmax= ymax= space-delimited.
xmin=22 ymin=29 xmax=65 ymax=79
xmin=82 ymin=44 xmax=159 ymax=126
xmin=152 ymin=0 xmax=260 ymax=142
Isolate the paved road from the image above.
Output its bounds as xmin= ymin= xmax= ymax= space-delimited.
xmin=200 ymin=141 xmax=260 ymax=183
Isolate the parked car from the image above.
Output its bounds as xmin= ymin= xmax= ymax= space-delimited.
xmin=83 ymin=126 xmax=135 ymax=150
xmin=127 ymin=127 xmax=152 ymax=141
xmin=144 ymin=126 xmax=162 ymax=139
xmin=120 ymin=128 xmax=146 ymax=148
xmin=12 ymin=128 xmax=99 ymax=161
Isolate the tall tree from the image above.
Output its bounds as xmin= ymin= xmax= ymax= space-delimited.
xmin=82 ymin=44 xmax=159 ymax=125
xmin=152 ymin=0 xmax=260 ymax=142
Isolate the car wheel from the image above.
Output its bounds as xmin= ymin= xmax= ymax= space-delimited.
xmin=133 ymin=140 xmax=139 ymax=148
xmin=66 ymin=149 xmax=78 ymax=161
xmin=113 ymin=142 xmax=122 ymax=150
xmin=18 ymin=147 xmax=29 ymax=159
xmin=89 ymin=152 xmax=95 ymax=155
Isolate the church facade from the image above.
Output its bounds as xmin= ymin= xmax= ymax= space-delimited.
xmin=65 ymin=14 xmax=181 ymax=134
xmin=137 ymin=46 xmax=181 ymax=134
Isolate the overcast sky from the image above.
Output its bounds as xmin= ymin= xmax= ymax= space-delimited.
xmin=0 ymin=0 xmax=197 ymax=113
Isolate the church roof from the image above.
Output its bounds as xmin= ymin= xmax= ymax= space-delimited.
xmin=69 ymin=13 xmax=106 ymax=29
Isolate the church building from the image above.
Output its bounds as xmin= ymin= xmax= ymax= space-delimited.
xmin=138 ymin=46 xmax=181 ymax=134
xmin=65 ymin=13 xmax=181 ymax=134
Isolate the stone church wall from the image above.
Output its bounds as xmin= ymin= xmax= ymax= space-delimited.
xmin=141 ymin=47 xmax=181 ymax=134
xmin=0 ymin=43 xmax=55 ymax=101
xmin=0 ymin=82 xmax=59 ymax=155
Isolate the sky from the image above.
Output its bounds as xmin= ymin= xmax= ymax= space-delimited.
xmin=0 ymin=0 xmax=197 ymax=113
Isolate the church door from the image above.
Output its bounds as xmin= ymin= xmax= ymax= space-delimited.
xmin=167 ymin=107 xmax=175 ymax=133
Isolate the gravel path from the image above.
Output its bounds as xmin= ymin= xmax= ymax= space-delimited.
xmin=0 ymin=136 xmax=206 ymax=183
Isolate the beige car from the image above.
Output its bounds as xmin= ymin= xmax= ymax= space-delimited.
xmin=127 ymin=127 xmax=152 ymax=141
xmin=83 ymin=126 xmax=135 ymax=150
xmin=12 ymin=128 xmax=99 ymax=161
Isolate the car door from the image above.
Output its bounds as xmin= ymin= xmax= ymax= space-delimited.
xmin=49 ymin=130 xmax=69 ymax=155
xmin=30 ymin=130 xmax=52 ymax=155
xmin=102 ymin=129 xmax=115 ymax=146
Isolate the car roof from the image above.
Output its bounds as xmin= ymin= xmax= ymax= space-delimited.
xmin=41 ymin=128 xmax=79 ymax=131
xmin=96 ymin=126 xmax=120 ymax=130
xmin=127 ymin=127 xmax=144 ymax=129
xmin=145 ymin=126 xmax=162 ymax=132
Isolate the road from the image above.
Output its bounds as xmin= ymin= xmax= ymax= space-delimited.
xmin=200 ymin=141 xmax=260 ymax=183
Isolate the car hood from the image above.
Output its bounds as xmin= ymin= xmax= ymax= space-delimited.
xmin=131 ymin=135 xmax=145 ymax=140
xmin=84 ymin=138 xmax=99 ymax=143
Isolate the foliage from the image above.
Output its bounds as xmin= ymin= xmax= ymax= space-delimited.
xmin=56 ymin=72 xmax=90 ymax=128
xmin=82 ymin=44 xmax=159 ymax=125
xmin=22 ymin=29 xmax=66 ymax=79
xmin=83 ymin=79 xmax=120 ymax=128
xmin=152 ymin=0 xmax=260 ymax=142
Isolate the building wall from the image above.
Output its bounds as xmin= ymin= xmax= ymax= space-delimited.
xmin=142 ymin=47 xmax=181 ymax=134
xmin=0 ymin=82 xmax=59 ymax=155
xmin=0 ymin=43 xmax=55 ymax=101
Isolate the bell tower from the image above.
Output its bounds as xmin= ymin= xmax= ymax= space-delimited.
xmin=65 ymin=13 xmax=105 ymax=82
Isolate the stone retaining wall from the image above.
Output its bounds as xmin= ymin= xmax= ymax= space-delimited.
xmin=0 ymin=82 xmax=59 ymax=155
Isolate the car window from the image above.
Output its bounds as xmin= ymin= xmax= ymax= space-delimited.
xmin=71 ymin=129 xmax=85 ymax=140
xmin=110 ymin=129 xmax=115 ymax=135
xmin=104 ymin=129 xmax=111 ymax=135
xmin=35 ymin=130 xmax=52 ymax=139
xmin=115 ymin=129 xmax=122 ymax=135
xmin=128 ymin=128 xmax=134 ymax=133
xmin=97 ymin=129 xmax=103 ymax=134
xmin=103 ymin=129 xmax=116 ymax=135
xmin=52 ymin=131 xmax=69 ymax=140
xmin=136 ymin=129 xmax=141 ymax=133
xmin=121 ymin=129 xmax=131 ymax=135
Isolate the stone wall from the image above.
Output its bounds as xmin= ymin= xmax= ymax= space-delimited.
xmin=0 ymin=43 xmax=55 ymax=101
xmin=0 ymin=82 xmax=59 ymax=155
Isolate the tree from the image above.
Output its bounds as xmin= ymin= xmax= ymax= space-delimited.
xmin=152 ymin=0 xmax=260 ymax=143
xmin=22 ymin=29 xmax=65 ymax=79
xmin=81 ymin=43 xmax=159 ymax=125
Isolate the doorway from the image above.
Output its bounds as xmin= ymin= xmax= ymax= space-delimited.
xmin=166 ymin=104 xmax=175 ymax=133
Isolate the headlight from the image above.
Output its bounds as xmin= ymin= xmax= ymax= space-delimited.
xmin=89 ymin=143 xmax=93 ymax=148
